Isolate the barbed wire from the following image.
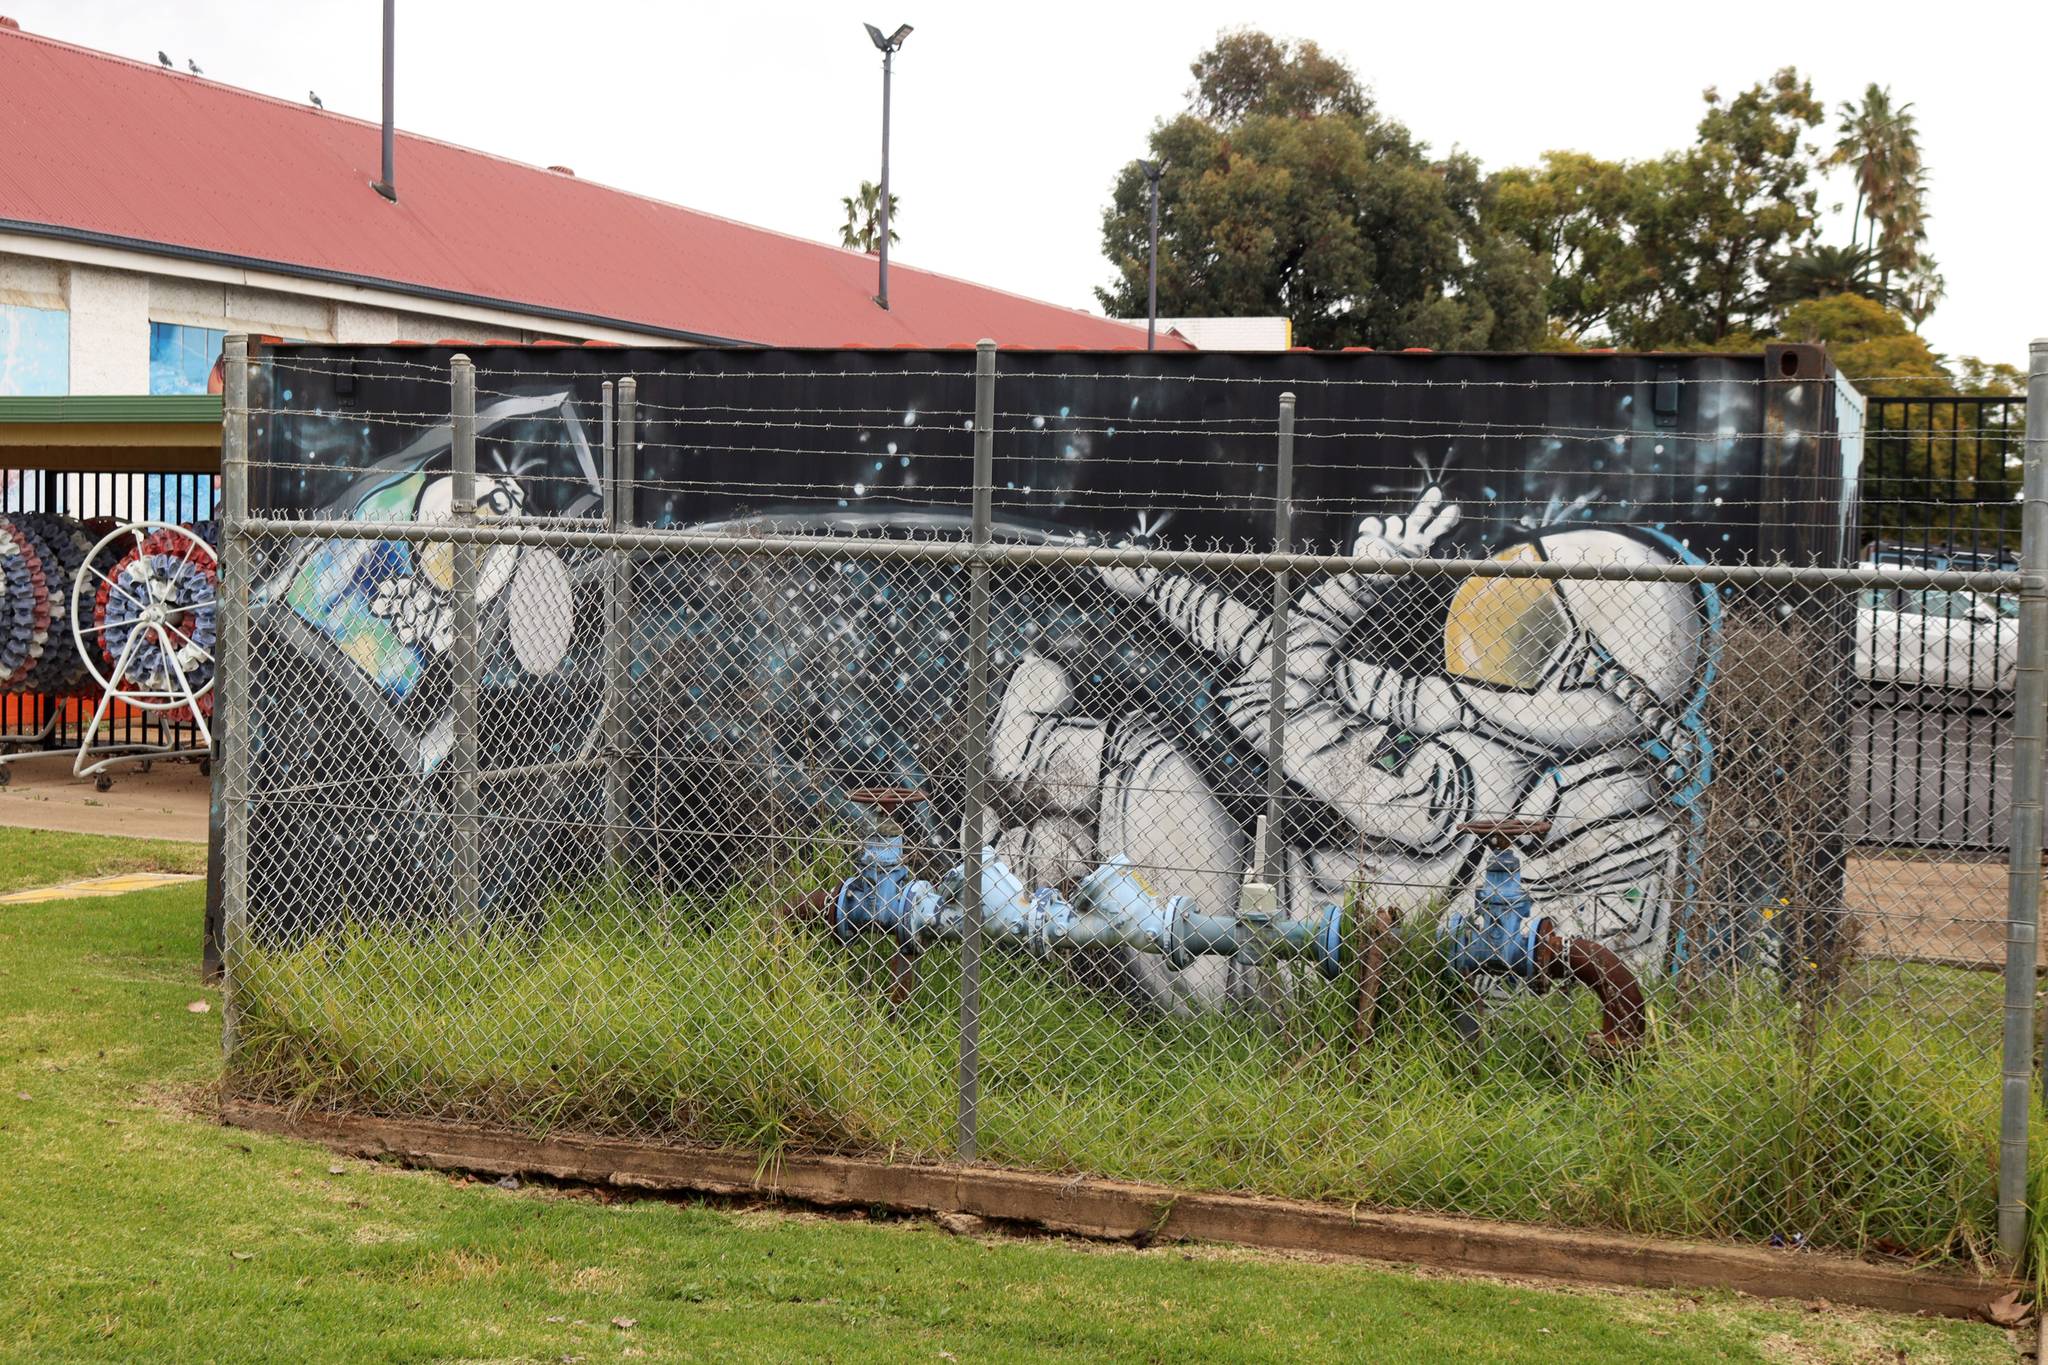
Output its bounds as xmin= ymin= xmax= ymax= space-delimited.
xmin=238 ymin=407 xmax=2031 ymax=452
xmin=228 ymin=461 xmax=2022 ymax=533
xmin=254 ymin=352 xmax=2028 ymax=391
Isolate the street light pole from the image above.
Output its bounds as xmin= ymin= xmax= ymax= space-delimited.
xmin=865 ymin=23 xmax=913 ymax=311
xmin=370 ymin=0 xmax=396 ymax=202
xmin=1139 ymin=159 xmax=1165 ymax=350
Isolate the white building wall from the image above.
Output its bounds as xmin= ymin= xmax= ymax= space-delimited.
xmin=0 ymin=253 xmax=64 ymax=310
xmin=1148 ymin=316 xmax=1293 ymax=351
xmin=0 ymin=236 xmax=688 ymax=396
xmin=65 ymin=263 xmax=150 ymax=392
xmin=331 ymin=303 xmax=404 ymax=346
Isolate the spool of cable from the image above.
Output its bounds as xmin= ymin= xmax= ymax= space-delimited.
xmin=0 ymin=516 xmax=52 ymax=691
xmin=14 ymin=513 xmax=92 ymax=693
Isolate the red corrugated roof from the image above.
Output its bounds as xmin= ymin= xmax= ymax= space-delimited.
xmin=0 ymin=22 xmax=1178 ymax=350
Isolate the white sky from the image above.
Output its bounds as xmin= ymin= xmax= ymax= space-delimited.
xmin=12 ymin=0 xmax=2044 ymax=366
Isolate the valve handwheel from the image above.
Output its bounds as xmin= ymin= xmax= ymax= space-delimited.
xmin=71 ymin=520 xmax=219 ymax=726
xmin=844 ymin=786 xmax=928 ymax=815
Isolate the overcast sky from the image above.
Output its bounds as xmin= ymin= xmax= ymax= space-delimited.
xmin=12 ymin=1 xmax=2044 ymax=366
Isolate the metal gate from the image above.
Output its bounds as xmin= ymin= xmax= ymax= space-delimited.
xmin=1852 ymin=393 xmax=2027 ymax=848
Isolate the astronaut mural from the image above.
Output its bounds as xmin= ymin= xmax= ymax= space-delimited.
xmin=990 ymin=486 xmax=1718 ymax=1000
xmin=234 ymin=343 xmax=1846 ymax=970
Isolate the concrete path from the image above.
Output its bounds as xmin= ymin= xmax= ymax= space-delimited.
xmin=0 ymin=755 xmax=209 ymax=843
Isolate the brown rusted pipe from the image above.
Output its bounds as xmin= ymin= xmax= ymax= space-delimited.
xmin=887 ymin=950 xmax=919 ymax=1007
xmin=774 ymin=885 xmax=833 ymax=928
xmin=1551 ymin=934 xmax=1648 ymax=1053
xmin=1350 ymin=906 xmax=1396 ymax=1061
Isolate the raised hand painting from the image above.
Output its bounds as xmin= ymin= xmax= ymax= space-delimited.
xmin=256 ymin=390 xmax=599 ymax=777
xmin=990 ymin=486 xmax=1719 ymax=1001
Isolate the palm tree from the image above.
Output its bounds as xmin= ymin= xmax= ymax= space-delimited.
xmin=1896 ymin=257 xmax=1946 ymax=332
xmin=1828 ymin=85 xmax=1923 ymax=282
xmin=1772 ymin=243 xmax=1886 ymax=306
xmin=1874 ymin=168 xmax=1930 ymax=296
xmin=839 ymin=181 xmax=900 ymax=253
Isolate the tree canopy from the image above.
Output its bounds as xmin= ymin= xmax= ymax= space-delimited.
xmin=839 ymin=181 xmax=899 ymax=254
xmin=1486 ymin=69 xmax=1824 ymax=349
xmin=1099 ymin=30 xmax=1990 ymax=372
xmin=1829 ymin=84 xmax=1934 ymax=301
xmin=1095 ymin=32 xmax=1545 ymax=351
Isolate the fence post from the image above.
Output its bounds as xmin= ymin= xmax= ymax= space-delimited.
xmin=217 ymin=334 xmax=251 ymax=1058
xmin=615 ymin=380 xmax=638 ymax=865
xmin=602 ymin=379 xmax=631 ymax=878
xmin=1999 ymin=339 xmax=2048 ymax=1258
xmin=956 ymin=339 xmax=996 ymax=1161
xmin=1245 ymin=392 xmax=1298 ymax=1027
xmin=1264 ymin=393 xmax=1296 ymax=877
xmin=448 ymin=356 xmax=481 ymax=927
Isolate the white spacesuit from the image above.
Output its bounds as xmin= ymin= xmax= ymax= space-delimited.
xmin=989 ymin=488 xmax=1715 ymax=1002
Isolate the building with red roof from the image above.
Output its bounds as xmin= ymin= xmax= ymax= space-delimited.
xmin=0 ymin=13 xmax=1169 ymax=402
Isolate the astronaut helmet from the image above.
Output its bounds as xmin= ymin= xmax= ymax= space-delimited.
xmin=412 ymin=472 xmax=527 ymax=601
xmin=1439 ymin=528 xmax=1710 ymax=755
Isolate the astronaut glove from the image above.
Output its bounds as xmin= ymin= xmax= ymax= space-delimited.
xmin=1353 ymin=486 xmax=1461 ymax=572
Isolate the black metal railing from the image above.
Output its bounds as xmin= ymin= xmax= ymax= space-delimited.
xmin=1852 ymin=393 xmax=2027 ymax=849
xmin=2 ymin=466 xmax=220 ymax=756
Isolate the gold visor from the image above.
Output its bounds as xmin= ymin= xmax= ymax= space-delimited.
xmin=1443 ymin=544 xmax=1571 ymax=690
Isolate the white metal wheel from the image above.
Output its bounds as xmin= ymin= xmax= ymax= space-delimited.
xmin=70 ymin=519 xmax=220 ymax=714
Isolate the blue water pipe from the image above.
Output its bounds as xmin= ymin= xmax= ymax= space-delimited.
xmin=832 ymin=841 xmax=1344 ymax=979
xmin=832 ymin=825 xmax=944 ymax=944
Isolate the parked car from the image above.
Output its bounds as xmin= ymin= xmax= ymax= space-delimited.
xmin=1856 ymin=585 xmax=2015 ymax=692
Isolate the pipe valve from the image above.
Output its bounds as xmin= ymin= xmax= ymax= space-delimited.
xmin=1440 ymin=819 xmax=1648 ymax=1053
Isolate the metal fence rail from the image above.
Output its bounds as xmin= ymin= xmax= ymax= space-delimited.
xmin=215 ymin=338 xmax=2048 ymax=1267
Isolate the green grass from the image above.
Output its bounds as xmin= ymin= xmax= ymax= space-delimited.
xmin=231 ymin=878 xmax=2023 ymax=1266
xmin=0 ymin=877 xmax=2019 ymax=1361
xmin=0 ymin=824 xmax=206 ymax=892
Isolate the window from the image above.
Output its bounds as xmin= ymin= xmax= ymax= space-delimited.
xmin=0 ymin=303 xmax=70 ymax=396
xmin=148 ymin=322 xmax=226 ymax=395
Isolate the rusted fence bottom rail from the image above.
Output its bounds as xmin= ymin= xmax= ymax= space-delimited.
xmin=219 ymin=1099 xmax=2015 ymax=1321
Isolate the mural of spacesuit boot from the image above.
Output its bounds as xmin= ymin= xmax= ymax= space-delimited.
xmin=990 ymin=654 xmax=1242 ymax=1010
xmin=1093 ymin=718 xmax=1244 ymax=1010
xmin=991 ymin=653 xmax=1108 ymax=891
xmin=992 ymin=655 xmax=1106 ymax=821
xmin=993 ymin=816 xmax=1094 ymax=899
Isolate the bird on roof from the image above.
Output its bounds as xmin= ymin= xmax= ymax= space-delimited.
xmin=309 ymin=91 xmax=323 ymax=109
xmin=187 ymin=58 xmax=202 ymax=75
xmin=157 ymin=51 xmax=172 ymax=68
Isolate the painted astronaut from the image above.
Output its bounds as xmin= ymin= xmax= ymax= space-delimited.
xmin=989 ymin=487 xmax=1713 ymax=1004
xmin=346 ymin=468 xmax=576 ymax=680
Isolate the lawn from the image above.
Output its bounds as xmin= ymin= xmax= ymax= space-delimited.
xmin=0 ymin=839 xmax=2018 ymax=1361
xmin=0 ymin=824 xmax=206 ymax=893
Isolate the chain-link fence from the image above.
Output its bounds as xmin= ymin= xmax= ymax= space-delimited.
xmin=215 ymin=338 xmax=2046 ymax=1269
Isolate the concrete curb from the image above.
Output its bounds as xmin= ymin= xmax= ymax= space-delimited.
xmin=220 ymin=1099 xmax=2019 ymax=1321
